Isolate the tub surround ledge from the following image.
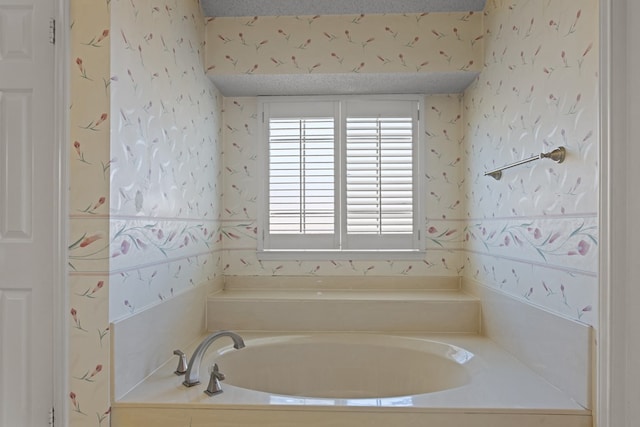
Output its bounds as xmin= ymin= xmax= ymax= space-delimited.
xmin=112 ymin=407 xmax=591 ymax=427
xmin=210 ymin=276 xmax=477 ymax=333
xmin=111 ymin=279 xmax=223 ymax=401
xmin=462 ymin=277 xmax=593 ymax=410
xmin=223 ymin=275 xmax=461 ymax=291
xmin=112 ymin=332 xmax=591 ymax=427
xmin=112 ymin=275 xmax=592 ymax=427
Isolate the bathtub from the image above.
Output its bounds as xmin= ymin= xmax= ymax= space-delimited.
xmin=215 ymin=334 xmax=472 ymax=399
xmin=113 ymin=332 xmax=591 ymax=427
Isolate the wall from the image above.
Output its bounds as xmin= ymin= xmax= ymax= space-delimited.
xmin=108 ymin=0 xmax=223 ymax=322
xmin=68 ymin=1 xmax=111 ymax=425
xmin=205 ymin=13 xmax=481 ymax=276
xmin=205 ymin=12 xmax=483 ymax=76
xmin=462 ymin=0 xmax=599 ymax=325
xmin=220 ymin=94 xmax=467 ymax=276
xmin=65 ymin=1 xmax=599 ymax=423
xmin=68 ymin=0 xmax=222 ymax=425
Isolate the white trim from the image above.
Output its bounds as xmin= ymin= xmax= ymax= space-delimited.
xmin=256 ymin=99 xmax=266 ymax=253
xmin=258 ymin=95 xmax=425 ymax=254
xmin=597 ymin=0 xmax=612 ymax=424
xmin=597 ymin=1 xmax=640 ymax=426
xmin=257 ymin=249 xmax=426 ymax=261
xmin=53 ymin=0 xmax=69 ymax=425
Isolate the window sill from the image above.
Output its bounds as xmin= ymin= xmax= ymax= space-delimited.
xmin=257 ymin=250 xmax=426 ymax=261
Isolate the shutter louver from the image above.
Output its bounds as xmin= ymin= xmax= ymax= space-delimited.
xmin=269 ymin=117 xmax=335 ymax=235
xmin=346 ymin=117 xmax=414 ymax=235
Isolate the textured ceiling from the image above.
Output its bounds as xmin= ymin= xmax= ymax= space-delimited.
xmin=201 ymin=0 xmax=487 ymax=17
xmin=209 ymin=72 xmax=479 ymax=97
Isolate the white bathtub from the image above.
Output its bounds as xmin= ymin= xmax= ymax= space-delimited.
xmin=113 ymin=332 xmax=591 ymax=427
xmin=216 ymin=334 xmax=472 ymax=399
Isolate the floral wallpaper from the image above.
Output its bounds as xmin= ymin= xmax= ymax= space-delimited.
xmin=207 ymin=12 xmax=475 ymax=277
xmin=108 ymin=0 xmax=222 ymax=322
xmin=66 ymin=0 xmax=599 ymax=424
xmin=69 ymin=1 xmax=111 ymax=425
xmin=205 ymin=12 xmax=483 ymax=76
xmin=462 ymin=0 xmax=599 ymax=325
xmin=69 ymin=0 xmax=221 ymax=425
xmin=211 ymin=2 xmax=600 ymax=325
xmin=221 ymin=94 xmax=467 ymax=277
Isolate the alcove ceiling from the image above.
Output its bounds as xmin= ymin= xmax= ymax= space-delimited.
xmin=208 ymin=72 xmax=480 ymax=97
xmin=202 ymin=0 xmax=487 ymax=96
xmin=201 ymin=0 xmax=487 ymax=17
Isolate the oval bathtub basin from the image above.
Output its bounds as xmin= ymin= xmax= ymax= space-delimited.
xmin=215 ymin=334 xmax=473 ymax=399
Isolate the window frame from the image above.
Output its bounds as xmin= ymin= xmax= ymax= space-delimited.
xmin=257 ymin=94 xmax=426 ymax=260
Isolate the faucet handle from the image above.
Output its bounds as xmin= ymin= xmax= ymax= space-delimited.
xmin=211 ymin=363 xmax=225 ymax=381
xmin=204 ymin=363 xmax=224 ymax=396
xmin=173 ymin=349 xmax=188 ymax=375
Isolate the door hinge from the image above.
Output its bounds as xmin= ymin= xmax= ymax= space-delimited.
xmin=48 ymin=407 xmax=55 ymax=426
xmin=49 ymin=18 xmax=56 ymax=44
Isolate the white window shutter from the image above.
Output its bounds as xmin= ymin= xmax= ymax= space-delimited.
xmin=264 ymin=101 xmax=338 ymax=249
xmin=269 ymin=117 xmax=335 ymax=234
xmin=260 ymin=96 xmax=422 ymax=253
xmin=342 ymin=100 xmax=418 ymax=250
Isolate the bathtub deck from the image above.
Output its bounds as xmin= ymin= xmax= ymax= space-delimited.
xmin=207 ymin=289 xmax=481 ymax=333
xmin=113 ymin=332 xmax=591 ymax=427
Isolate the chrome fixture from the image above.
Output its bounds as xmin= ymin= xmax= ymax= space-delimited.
xmin=173 ymin=349 xmax=188 ymax=375
xmin=204 ymin=363 xmax=225 ymax=396
xmin=182 ymin=330 xmax=245 ymax=387
xmin=484 ymin=146 xmax=566 ymax=180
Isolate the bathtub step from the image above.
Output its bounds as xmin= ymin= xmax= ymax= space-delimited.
xmin=207 ymin=289 xmax=479 ymax=333
xmin=223 ymin=275 xmax=461 ymax=291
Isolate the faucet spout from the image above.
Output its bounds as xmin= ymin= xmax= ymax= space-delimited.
xmin=182 ymin=330 xmax=245 ymax=387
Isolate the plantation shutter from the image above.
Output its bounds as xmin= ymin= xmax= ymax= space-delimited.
xmin=342 ymin=100 xmax=418 ymax=249
xmin=261 ymin=96 xmax=422 ymax=253
xmin=265 ymin=101 xmax=338 ymax=249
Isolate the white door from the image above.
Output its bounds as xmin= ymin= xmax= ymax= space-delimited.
xmin=0 ymin=0 xmax=56 ymax=425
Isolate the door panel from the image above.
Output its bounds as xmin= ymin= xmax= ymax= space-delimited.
xmin=0 ymin=290 xmax=32 ymax=425
xmin=0 ymin=0 xmax=55 ymax=425
xmin=0 ymin=89 xmax=33 ymax=240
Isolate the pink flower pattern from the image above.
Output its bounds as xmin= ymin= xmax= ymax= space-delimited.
xmin=68 ymin=0 xmax=598 ymax=424
xmin=463 ymin=0 xmax=598 ymax=324
xmin=70 ymin=0 xmax=220 ymax=425
xmin=206 ymin=13 xmax=483 ymax=75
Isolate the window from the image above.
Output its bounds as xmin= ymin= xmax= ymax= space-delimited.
xmin=258 ymin=95 xmax=425 ymax=258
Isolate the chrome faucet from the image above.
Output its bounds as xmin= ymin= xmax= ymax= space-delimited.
xmin=173 ymin=349 xmax=188 ymax=375
xmin=182 ymin=330 xmax=245 ymax=387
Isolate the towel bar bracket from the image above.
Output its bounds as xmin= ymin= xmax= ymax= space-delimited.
xmin=484 ymin=146 xmax=565 ymax=180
